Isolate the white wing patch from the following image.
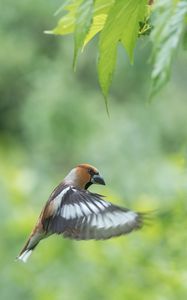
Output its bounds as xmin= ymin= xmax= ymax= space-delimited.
xmin=90 ymin=211 xmax=137 ymax=229
xmin=74 ymin=203 xmax=83 ymax=218
xmin=90 ymin=214 xmax=109 ymax=228
xmin=53 ymin=187 xmax=71 ymax=211
xmin=79 ymin=202 xmax=91 ymax=216
xmin=61 ymin=199 xmax=109 ymax=220
xmin=99 ymin=200 xmax=110 ymax=208
xmin=96 ymin=200 xmax=110 ymax=210
xmin=86 ymin=202 xmax=99 ymax=214
xmin=66 ymin=204 xmax=74 ymax=219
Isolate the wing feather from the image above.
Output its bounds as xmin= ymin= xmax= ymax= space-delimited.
xmin=44 ymin=188 xmax=144 ymax=240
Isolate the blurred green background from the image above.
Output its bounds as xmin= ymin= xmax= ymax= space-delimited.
xmin=1 ymin=1 xmax=187 ymax=299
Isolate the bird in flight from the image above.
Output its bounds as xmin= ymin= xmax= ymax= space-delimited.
xmin=17 ymin=164 xmax=145 ymax=262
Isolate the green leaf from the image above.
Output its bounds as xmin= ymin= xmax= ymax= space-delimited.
xmin=94 ymin=0 xmax=114 ymax=14
xmin=121 ymin=1 xmax=147 ymax=63
xmin=54 ymin=0 xmax=74 ymax=17
xmin=73 ymin=0 xmax=94 ymax=69
xmin=50 ymin=1 xmax=81 ymax=35
xmin=150 ymin=0 xmax=187 ymax=97
xmin=50 ymin=0 xmax=114 ymax=37
xmin=83 ymin=0 xmax=114 ymax=49
xmin=98 ymin=0 xmax=147 ymax=98
xmin=83 ymin=14 xmax=107 ymax=48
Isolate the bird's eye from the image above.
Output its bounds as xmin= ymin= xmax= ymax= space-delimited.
xmin=88 ymin=168 xmax=99 ymax=176
xmin=88 ymin=168 xmax=93 ymax=175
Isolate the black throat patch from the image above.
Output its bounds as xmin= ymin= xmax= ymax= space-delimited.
xmin=85 ymin=182 xmax=93 ymax=190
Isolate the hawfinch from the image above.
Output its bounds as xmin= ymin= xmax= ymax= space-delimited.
xmin=18 ymin=164 xmax=145 ymax=262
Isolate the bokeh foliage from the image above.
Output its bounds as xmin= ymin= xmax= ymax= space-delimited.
xmin=49 ymin=0 xmax=187 ymax=99
xmin=0 ymin=0 xmax=187 ymax=300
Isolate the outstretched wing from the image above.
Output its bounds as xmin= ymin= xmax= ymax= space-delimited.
xmin=43 ymin=187 xmax=144 ymax=240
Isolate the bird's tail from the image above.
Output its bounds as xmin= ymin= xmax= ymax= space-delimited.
xmin=18 ymin=249 xmax=33 ymax=263
xmin=17 ymin=231 xmax=43 ymax=263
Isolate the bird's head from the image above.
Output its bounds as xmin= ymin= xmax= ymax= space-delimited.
xmin=64 ymin=163 xmax=105 ymax=189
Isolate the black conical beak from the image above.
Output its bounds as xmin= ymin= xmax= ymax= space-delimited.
xmin=91 ymin=174 xmax=106 ymax=185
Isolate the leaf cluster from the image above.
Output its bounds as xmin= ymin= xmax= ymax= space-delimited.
xmin=47 ymin=0 xmax=187 ymax=103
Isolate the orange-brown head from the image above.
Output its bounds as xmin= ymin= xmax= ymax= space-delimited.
xmin=64 ymin=163 xmax=105 ymax=189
